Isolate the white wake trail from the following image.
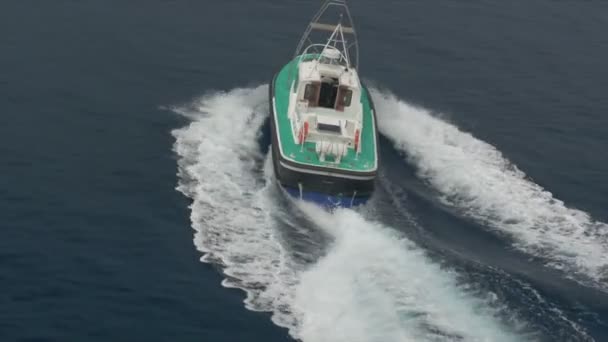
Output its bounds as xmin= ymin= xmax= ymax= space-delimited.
xmin=171 ymin=86 xmax=532 ymax=341
xmin=372 ymin=89 xmax=608 ymax=287
xmin=294 ymin=203 xmax=527 ymax=342
xmin=172 ymin=86 xmax=300 ymax=329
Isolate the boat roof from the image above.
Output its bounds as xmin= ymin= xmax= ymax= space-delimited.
xmin=298 ymin=59 xmax=360 ymax=89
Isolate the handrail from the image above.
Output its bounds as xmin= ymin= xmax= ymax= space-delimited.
xmin=301 ymin=44 xmax=349 ymax=66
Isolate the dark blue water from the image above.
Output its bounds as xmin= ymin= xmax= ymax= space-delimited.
xmin=2 ymin=1 xmax=607 ymax=341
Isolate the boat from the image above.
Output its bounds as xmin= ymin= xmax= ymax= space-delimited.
xmin=269 ymin=0 xmax=378 ymax=208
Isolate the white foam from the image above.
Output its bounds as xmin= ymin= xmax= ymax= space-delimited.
xmin=295 ymin=203 xmax=526 ymax=342
xmin=171 ymin=86 xmax=301 ymax=329
xmin=171 ymin=86 xmax=530 ymax=341
xmin=372 ymin=89 xmax=608 ymax=287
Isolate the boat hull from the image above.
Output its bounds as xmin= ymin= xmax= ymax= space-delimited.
xmin=269 ymin=72 xmax=377 ymax=208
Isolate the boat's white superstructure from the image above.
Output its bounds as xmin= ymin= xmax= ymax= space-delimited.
xmin=287 ymin=20 xmax=363 ymax=164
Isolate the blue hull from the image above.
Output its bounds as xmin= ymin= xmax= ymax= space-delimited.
xmin=282 ymin=186 xmax=370 ymax=209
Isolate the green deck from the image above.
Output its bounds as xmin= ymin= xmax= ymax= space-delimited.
xmin=273 ymin=58 xmax=377 ymax=172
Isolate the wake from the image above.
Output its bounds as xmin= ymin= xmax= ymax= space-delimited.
xmin=372 ymin=88 xmax=608 ymax=289
xmin=171 ymin=86 xmax=299 ymax=329
xmin=171 ymin=86 xmax=533 ymax=341
xmin=294 ymin=203 xmax=529 ymax=342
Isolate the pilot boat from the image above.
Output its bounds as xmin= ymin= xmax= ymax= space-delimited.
xmin=269 ymin=0 xmax=378 ymax=207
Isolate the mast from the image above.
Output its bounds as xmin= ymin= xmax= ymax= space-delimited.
xmin=294 ymin=0 xmax=359 ymax=70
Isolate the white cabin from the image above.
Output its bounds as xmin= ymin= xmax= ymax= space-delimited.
xmin=288 ymin=24 xmax=363 ymax=164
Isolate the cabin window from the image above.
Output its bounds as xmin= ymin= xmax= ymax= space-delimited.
xmin=334 ymin=87 xmax=353 ymax=112
xmin=343 ymin=89 xmax=353 ymax=106
xmin=304 ymin=83 xmax=320 ymax=106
